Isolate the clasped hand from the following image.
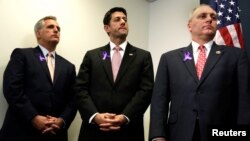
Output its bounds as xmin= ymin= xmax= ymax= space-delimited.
xmin=32 ymin=115 xmax=64 ymax=135
xmin=93 ymin=113 xmax=127 ymax=131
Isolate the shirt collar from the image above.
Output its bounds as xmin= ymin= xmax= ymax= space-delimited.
xmin=191 ymin=40 xmax=213 ymax=53
xmin=38 ymin=45 xmax=56 ymax=57
xmin=109 ymin=41 xmax=127 ymax=51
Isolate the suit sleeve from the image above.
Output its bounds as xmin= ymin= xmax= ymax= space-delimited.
xmin=236 ymin=49 xmax=250 ymax=124
xmin=122 ymin=51 xmax=154 ymax=120
xmin=149 ymin=54 xmax=170 ymax=140
xmin=60 ymin=64 xmax=77 ymax=129
xmin=73 ymin=51 xmax=99 ymax=123
xmin=3 ymin=48 xmax=38 ymax=122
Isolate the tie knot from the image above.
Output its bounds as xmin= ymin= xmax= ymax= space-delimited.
xmin=47 ymin=52 xmax=53 ymax=58
xmin=114 ymin=46 xmax=121 ymax=52
xmin=199 ymin=45 xmax=205 ymax=52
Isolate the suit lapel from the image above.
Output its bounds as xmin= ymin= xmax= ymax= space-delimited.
xmin=33 ymin=46 xmax=53 ymax=84
xmin=53 ymin=53 xmax=62 ymax=84
xmin=199 ymin=43 xmax=224 ymax=83
xmin=115 ymin=43 xmax=136 ymax=84
xmin=99 ymin=43 xmax=136 ymax=85
xmin=100 ymin=45 xmax=114 ymax=85
xmin=180 ymin=45 xmax=199 ymax=83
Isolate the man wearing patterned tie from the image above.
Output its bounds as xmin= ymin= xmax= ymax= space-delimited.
xmin=0 ymin=16 xmax=76 ymax=141
xmin=149 ymin=4 xmax=250 ymax=141
xmin=74 ymin=7 xmax=154 ymax=141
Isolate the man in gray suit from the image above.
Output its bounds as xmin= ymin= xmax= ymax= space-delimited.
xmin=74 ymin=7 xmax=154 ymax=141
xmin=149 ymin=4 xmax=250 ymax=141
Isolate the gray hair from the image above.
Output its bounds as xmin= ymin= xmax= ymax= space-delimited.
xmin=188 ymin=4 xmax=214 ymax=22
xmin=34 ymin=16 xmax=57 ymax=32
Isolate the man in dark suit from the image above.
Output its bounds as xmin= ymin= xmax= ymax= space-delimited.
xmin=74 ymin=7 xmax=154 ymax=141
xmin=149 ymin=4 xmax=250 ymax=141
xmin=0 ymin=16 xmax=76 ymax=141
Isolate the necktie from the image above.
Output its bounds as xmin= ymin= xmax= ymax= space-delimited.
xmin=112 ymin=46 xmax=122 ymax=81
xmin=47 ymin=52 xmax=54 ymax=82
xmin=196 ymin=45 xmax=206 ymax=79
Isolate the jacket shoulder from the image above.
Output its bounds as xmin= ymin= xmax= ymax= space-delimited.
xmin=11 ymin=47 xmax=34 ymax=53
xmin=56 ymin=54 xmax=75 ymax=67
xmin=9 ymin=47 xmax=36 ymax=58
xmin=161 ymin=47 xmax=186 ymax=56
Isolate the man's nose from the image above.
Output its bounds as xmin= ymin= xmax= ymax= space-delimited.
xmin=53 ymin=27 xmax=59 ymax=32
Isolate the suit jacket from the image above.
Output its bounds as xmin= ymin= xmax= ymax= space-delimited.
xmin=149 ymin=43 xmax=250 ymax=141
xmin=0 ymin=47 xmax=76 ymax=141
xmin=74 ymin=43 xmax=154 ymax=141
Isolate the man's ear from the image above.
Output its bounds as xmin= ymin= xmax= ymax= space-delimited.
xmin=187 ymin=23 xmax=192 ymax=32
xmin=104 ymin=25 xmax=109 ymax=32
xmin=35 ymin=31 xmax=41 ymax=38
xmin=104 ymin=25 xmax=110 ymax=35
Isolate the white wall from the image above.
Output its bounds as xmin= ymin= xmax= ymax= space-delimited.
xmin=0 ymin=0 xmax=201 ymax=140
xmin=148 ymin=0 xmax=199 ymax=72
xmin=146 ymin=1 xmax=198 ymax=140
xmin=0 ymin=0 xmax=149 ymax=141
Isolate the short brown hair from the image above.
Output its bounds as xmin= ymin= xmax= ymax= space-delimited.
xmin=103 ymin=7 xmax=127 ymax=25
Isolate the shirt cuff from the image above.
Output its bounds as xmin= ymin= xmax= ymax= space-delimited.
xmin=122 ymin=114 xmax=130 ymax=124
xmin=89 ymin=113 xmax=98 ymax=124
xmin=152 ymin=137 xmax=166 ymax=141
xmin=59 ymin=117 xmax=66 ymax=129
